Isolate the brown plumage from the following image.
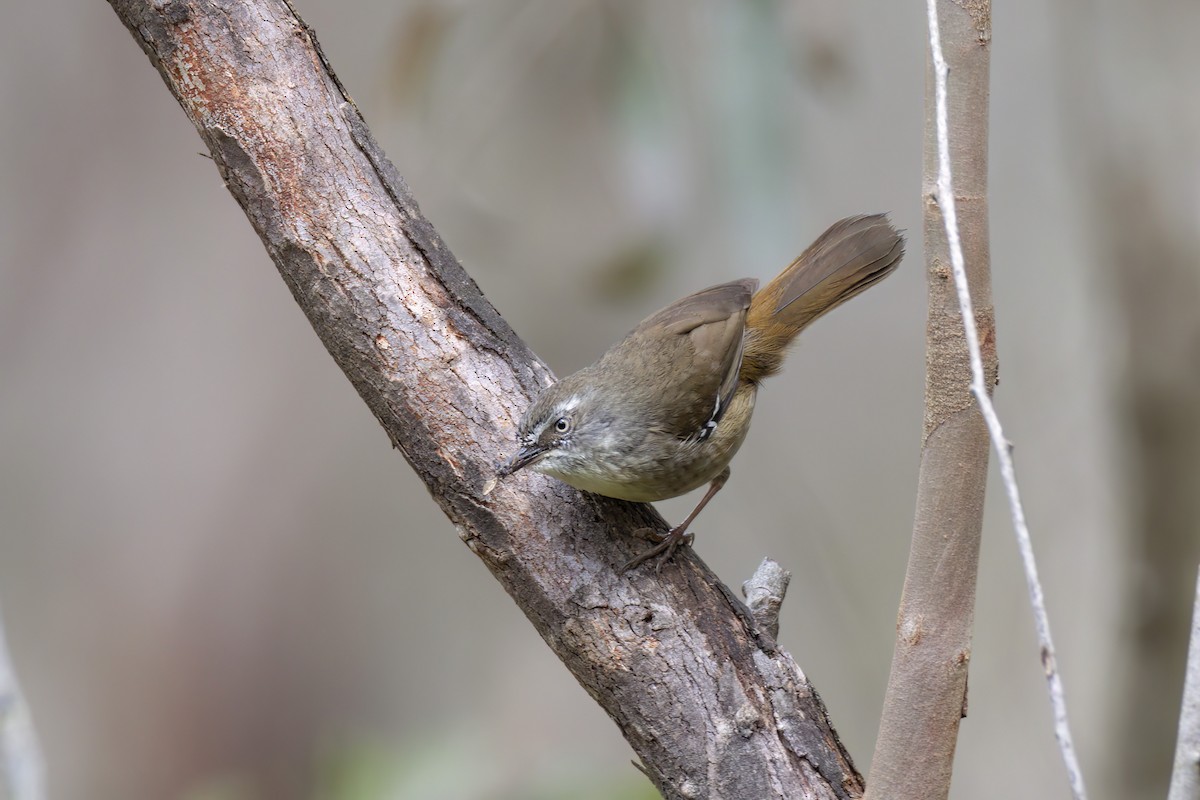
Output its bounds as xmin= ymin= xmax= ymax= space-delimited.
xmin=742 ymin=213 xmax=905 ymax=384
xmin=497 ymin=213 xmax=905 ymax=570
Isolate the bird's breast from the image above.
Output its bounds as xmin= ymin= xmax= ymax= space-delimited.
xmin=539 ymin=383 xmax=758 ymax=502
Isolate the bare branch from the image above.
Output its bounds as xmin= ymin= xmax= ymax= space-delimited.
xmin=742 ymin=559 xmax=791 ymax=640
xmin=104 ymin=1 xmax=862 ymax=796
xmin=1169 ymin=566 xmax=1200 ymax=800
xmin=864 ymin=1 xmax=993 ymax=797
xmin=0 ymin=609 xmax=44 ymax=800
xmin=924 ymin=1 xmax=1088 ymax=798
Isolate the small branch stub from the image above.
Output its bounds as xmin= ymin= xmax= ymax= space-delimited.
xmin=743 ymin=558 xmax=791 ymax=640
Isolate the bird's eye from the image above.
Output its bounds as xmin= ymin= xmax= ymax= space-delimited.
xmin=554 ymin=417 xmax=571 ymax=433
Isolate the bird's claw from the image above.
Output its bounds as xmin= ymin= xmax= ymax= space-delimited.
xmin=623 ymin=527 xmax=695 ymax=573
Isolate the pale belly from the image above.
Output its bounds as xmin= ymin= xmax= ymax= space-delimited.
xmin=539 ymin=384 xmax=758 ymax=502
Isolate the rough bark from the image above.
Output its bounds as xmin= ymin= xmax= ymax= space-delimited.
xmin=105 ymin=1 xmax=861 ymax=797
xmin=864 ymin=1 xmax=993 ymax=799
xmin=742 ymin=559 xmax=791 ymax=641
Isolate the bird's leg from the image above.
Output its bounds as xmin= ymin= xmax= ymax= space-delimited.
xmin=623 ymin=468 xmax=730 ymax=573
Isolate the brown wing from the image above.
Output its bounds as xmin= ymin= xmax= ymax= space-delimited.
xmin=601 ymin=279 xmax=756 ymax=439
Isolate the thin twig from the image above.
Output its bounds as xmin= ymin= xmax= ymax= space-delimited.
xmin=1168 ymin=566 xmax=1200 ymax=800
xmin=0 ymin=608 xmax=44 ymax=800
xmin=925 ymin=1 xmax=1089 ymax=798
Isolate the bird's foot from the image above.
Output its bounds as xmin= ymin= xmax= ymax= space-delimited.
xmin=623 ymin=527 xmax=695 ymax=573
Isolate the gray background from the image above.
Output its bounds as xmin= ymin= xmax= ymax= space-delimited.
xmin=2 ymin=1 xmax=1189 ymax=798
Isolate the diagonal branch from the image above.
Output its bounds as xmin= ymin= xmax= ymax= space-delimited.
xmin=106 ymin=1 xmax=861 ymax=797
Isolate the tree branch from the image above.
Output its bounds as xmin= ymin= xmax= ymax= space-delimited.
xmin=924 ymin=2 xmax=1088 ymax=796
xmin=1169 ymin=566 xmax=1200 ymax=800
xmin=864 ymin=2 xmax=993 ymax=799
xmin=0 ymin=608 xmax=43 ymax=800
xmin=925 ymin=0 xmax=1086 ymax=791
xmin=742 ymin=559 xmax=791 ymax=641
xmin=106 ymin=1 xmax=860 ymax=796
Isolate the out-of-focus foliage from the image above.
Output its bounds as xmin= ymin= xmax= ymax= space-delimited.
xmin=1 ymin=0 xmax=1195 ymax=798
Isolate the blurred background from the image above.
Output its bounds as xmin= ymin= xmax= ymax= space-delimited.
xmin=2 ymin=1 xmax=1198 ymax=798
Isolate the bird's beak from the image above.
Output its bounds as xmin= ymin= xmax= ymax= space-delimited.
xmin=496 ymin=443 xmax=547 ymax=479
xmin=484 ymin=443 xmax=546 ymax=497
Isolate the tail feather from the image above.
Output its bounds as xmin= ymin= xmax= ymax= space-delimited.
xmin=741 ymin=214 xmax=904 ymax=383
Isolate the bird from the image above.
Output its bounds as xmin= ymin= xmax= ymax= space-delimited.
xmin=492 ymin=214 xmax=904 ymax=570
